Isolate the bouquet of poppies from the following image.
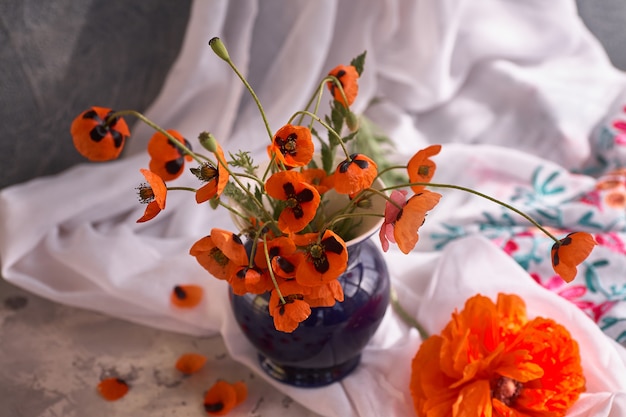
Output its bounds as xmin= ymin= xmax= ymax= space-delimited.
xmin=69 ymin=37 xmax=596 ymax=334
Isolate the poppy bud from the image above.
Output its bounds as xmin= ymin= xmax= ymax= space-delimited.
xmin=355 ymin=196 xmax=372 ymax=209
xmin=209 ymin=37 xmax=230 ymax=61
xmin=198 ymin=131 xmax=218 ymax=152
xmin=346 ymin=112 xmax=359 ymax=132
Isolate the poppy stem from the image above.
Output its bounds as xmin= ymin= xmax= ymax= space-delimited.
xmin=385 ymin=181 xmax=561 ymax=244
xmin=390 ymin=287 xmax=429 ymax=339
xmin=218 ymin=57 xmax=274 ymax=143
xmin=289 ymin=110 xmax=351 ymax=159
xmin=263 ymin=235 xmax=286 ymax=305
xmin=326 ymin=75 xmax=351 ymax=109
xmin=166 ymin=186 xmax=197 ymax=193
xmin=105 ymin=110 xmax=205 ymax=165
xmin=213 ymin=150 xmax=277 ymax=226
xmin=297 ymin=76 xmax=332 ymax=128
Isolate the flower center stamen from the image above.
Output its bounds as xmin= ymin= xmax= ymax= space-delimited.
xmin=137 ymin=184 xmax=155 ymax=203
xmin=492 ymin=376 xmax=522 ymax=406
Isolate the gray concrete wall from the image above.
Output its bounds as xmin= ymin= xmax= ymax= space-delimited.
xmin=0 ymin=1 xmax=191 ymax=190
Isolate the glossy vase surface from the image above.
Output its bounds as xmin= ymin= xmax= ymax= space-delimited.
xmin=230 ymin=238 xmax=390 ymax=387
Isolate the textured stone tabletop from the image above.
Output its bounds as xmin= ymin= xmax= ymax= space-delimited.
xmin=0 ymin=278 xmax=322 ymax=417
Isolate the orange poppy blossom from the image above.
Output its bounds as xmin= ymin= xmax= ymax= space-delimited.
xmin=269 ymin=280 xmax=313 ymax=332
xmin=394 ymin=190 xmax=442 ymax=254
xmin=264 ymin=170 xmax=321 ymax=233
xmin=147 ymin=129 xmax=194 ymax=181
xmin=292 ymin=230 xmax=348 ymax=287
xmin=189 ymin=229 xmax=248 ymax=281
xmin=551 ymin=231 xmax=597 ymax=283
xmin=70 ymin=106 xmax=130 ymax=161
xmin=229 ymin=265 xmax=272 ymax=295
xmin=193 ymin=143 xmax=230 ymax=203
xmin=170 ymin=284 xmax=204 ymax=308
xmin=410 ymin=293 xmax=585 ymax=417
xmin=334 ymin=153 xmax=378 ymax=195
xmin=268 ymin=124 xmax=314 ymax=168
xmin=97 ymin=377 xmax=129 ymax=401
xmin=203 ymin=380 xmax=248 ymax=416
xmin=303 ymin=280 xmax=344 ymax=308
xmin=327 ymin=64 xmax=359 ymax=107
xmin=301 ymin=168 xmax=335 ymax=194
xmin=253 ymin=236 xmax=298 ymax=279
xmin=136 ymin=168 xmax=168 ymax=223
xmin=407 ymin=144 xmax=441 ymax=193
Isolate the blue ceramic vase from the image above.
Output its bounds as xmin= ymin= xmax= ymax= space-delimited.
xmin=229 ymin=237 xmax=390 ymax=387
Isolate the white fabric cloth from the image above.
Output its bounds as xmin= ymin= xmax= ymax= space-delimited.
xmin=2 ymin=0 xmax=626 ymax=415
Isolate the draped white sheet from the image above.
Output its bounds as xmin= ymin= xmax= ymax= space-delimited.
xmin=2 ymin=0 xmax=626 ymax=415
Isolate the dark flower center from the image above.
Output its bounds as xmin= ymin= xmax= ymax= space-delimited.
xmin=276 ymin=133 xmax=298 ymax=156
xmin=137 ymin=185 xmax=155 ymax=203
xmin=491 ymin=376 xmax=522 ymax=406
xmin=209 ymin=247 xmax=229 ymax=266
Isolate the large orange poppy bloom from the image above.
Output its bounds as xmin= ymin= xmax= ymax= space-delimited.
xmin=292 ymin=230 xmax=348 ymax=286
xmin=327 ymin=64 xmax=359 ymax=107
xmin=268 ymin=124 xmax=314 ymax=168
xmin=268 ymin=280 xmax=312 ymax=333
xmin=551 ymin=232 xmax=597 ymax=283
xmin=394 ymin=190 xmax=442 ymax=254
xmin=264 ymin=171 xmax=321 ymax=233
xmin=193 ymin=144 xmax=230 ymax=203
xmin=70 ymin=106 xmax=130 ymax=161
xmin=410 ymin=293 xmax=585 ymax=417
xmin=136 ymin=168 xmax=168 ymax=223
xmin=147 ymin=129 xmax=193 ymax=181
xmin=334 ymin=153 xmax=378 ymax=195
xmin=189 ymin=229 xmax=248 ymax=281
xmin=407 ymin=144 xmax=441 ymax=193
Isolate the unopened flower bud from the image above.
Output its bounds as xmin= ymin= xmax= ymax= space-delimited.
xmin=209 ymin=37 xmax=230 ymax=61
xmin=198 ymin=131 xmax=218 ymax=153
xmin=355 ymin=196 xmax=372 ymax=209
xmin=346 ymin=112 xmax=359 ymax=132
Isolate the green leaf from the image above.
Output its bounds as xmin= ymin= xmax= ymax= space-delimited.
xmin=350 ymin=51 xmax=367 ymax=76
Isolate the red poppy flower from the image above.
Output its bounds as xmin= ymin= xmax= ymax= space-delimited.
xmin=97 ymin=377 xmax=129 ymax=401
xmin=410 ymin=293 xmax=585 ymax=416
xmin=193 ymin=144 xmax=230 ymax=203
xmin=301 ymin=168 xmax=335 ymax=194
xmin=265 ymin=171 xmax=321 ymax=233
xmin=175 ymin=353 xmax=207 ymax=374
xmin=407 ymin=144 xmax=441 ymax=193
xmin=136 ymin=169 xmax=167 ymax=223
xmin=268 ymin=280 xmax=312 ymax=333
xmin=551 ymin=232 xmax=597 ymax=282
xmin=70 ymin=106 xmax=130 ymax=161
xmin=170 ymin=284 xmax=204 ymax=308
xmin=379 ymin=189 xmax=408 ymax=252
xmin=147 ymin=129 xmax=193 ymax=181
xmin=203 ymin=380 xmax=247 ymax=416
xmin=292 ymin=230 xmax=348 ymax=286
xmin=394 ymin=190 xmax=441 ymax=254
xmin=189 ymin=229 xmax=248 ymax=281
xmin=334 ymin=154 xmax=378 ymax=195
xmin=268 ymin=124 xmax=314 ymax=168
xmin=327 ymin=65 xmax=359 ymax=107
